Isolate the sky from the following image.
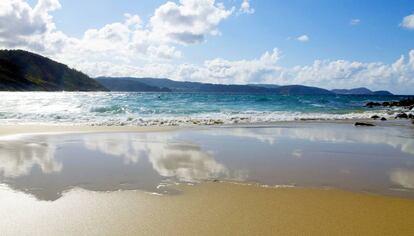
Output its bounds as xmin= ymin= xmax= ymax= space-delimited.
xmin=1 ymin=0 xmax=414 ymax=94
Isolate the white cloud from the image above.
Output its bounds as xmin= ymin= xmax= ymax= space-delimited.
xmin=401 ymin=13 xmax=414 ymax=29
xmin=296 ymin=34 xmax=309 ymax=42
xmin=239 ymin=0 xmax=255 ymax=15
xmin=150 ymin=0 xmax=234 ymax=45
xmin=77 ymin=48 xmax=414 ymax=94
xmin=0 ymin=0 xmax=233 ymax=61
xmin=1 ymin=1 xmax=414 ymax=94
xmin=350 ymin=19 xmax=361 ymax=25
xmin=0 ymin=0 xmax=67 ymax=52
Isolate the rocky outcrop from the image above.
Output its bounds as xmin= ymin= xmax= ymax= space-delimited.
xmin=366 ymin=98 xmax=414 ymax=109
xmin=395 ymin=113 xmax=409 ymax=119
xmin=365 ymin=102 xmax=382 ymax=108
xmin=371 ymin=115 xmax=380 ymax=119
xmin=354 ymin=122 xmax=375 ymax=127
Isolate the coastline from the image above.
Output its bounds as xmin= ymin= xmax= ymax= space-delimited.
xmin=0 ymin=117 xmax=411 ymax=137
xmin=0 ymin=124 xmax=177 ymax=137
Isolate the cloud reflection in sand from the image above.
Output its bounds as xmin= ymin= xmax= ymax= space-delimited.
xmin=82 ymin=133 xmax=232 ymax=182
xmin=206 ymin=125 xmax=414 ymax=155
xmin=0 ymin=138 xmax=61 ymax=177
xmin=390 ymin=169 xmax=414 ymax=189
xmin=0 ymin=124 xmax=413 ymax=201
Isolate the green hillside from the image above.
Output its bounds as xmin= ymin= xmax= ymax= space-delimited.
xmin=0 ymin=50 xmax=107 ymax=91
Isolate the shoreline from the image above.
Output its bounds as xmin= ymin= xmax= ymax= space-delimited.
xmin=0 ymin=124 xmax=177 ymax=137
xmin=0 ymin=118 xmax=411 ymax=137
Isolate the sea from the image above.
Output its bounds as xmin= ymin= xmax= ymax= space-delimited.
xmin=0 ymin=92 xmax=410 ymax=126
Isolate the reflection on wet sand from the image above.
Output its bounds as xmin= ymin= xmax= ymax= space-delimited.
xmin=209 ymin=124 xmax=414 ymax=155
xmin=0 ymin=138 xmax=61 ymax=177
xmin=390 ymin=168 xmax=414 ymax=189
xmin=0 ymin=133 xmax=233 ymax=200
xmin=0 ymin=123 xmax=413 ymax=201
xmin=148 ymin=143 xmax=229 ymax=182
xmin=83 ymin=134 xmax=232 ymax=182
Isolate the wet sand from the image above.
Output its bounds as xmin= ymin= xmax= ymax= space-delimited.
xmin=1 ymin=182 xmax=414 ymax=236
xmin=1 ymin=121 xmax=414 ymax=235
xmin=0 ymin=124 xmax=175 ymax=137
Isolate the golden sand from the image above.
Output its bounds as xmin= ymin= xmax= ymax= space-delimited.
xmin=1 ymin=182 xmax=414 ymax=236
xmin=1 ymin=124 xmax=414 ymax=235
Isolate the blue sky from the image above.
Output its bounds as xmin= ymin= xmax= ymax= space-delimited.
xmin=2 ymin=0 xmax=414 ymax=93
xmin=24 ymin=0 xmax=413 ymax=66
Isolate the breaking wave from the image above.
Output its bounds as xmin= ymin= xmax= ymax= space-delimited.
xmin=0 ymin=92 xmax=410 ymax=126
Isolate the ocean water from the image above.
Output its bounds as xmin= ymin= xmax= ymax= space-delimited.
xmin=0 ymin=92 xmax=408 ymax=126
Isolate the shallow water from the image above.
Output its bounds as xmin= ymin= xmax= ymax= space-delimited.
xmin=1 ymin=123 xmax=414 ymax=200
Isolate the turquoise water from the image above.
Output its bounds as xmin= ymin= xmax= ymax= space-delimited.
xmin=0 ymin=92 xmax=407 ymax=125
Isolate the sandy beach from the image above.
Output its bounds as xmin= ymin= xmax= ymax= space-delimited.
xmin=1 ymin=182 xmax=414 ymax=236
xmin=1 ymin=0 xmax=414 ymax=234
xmin=0 ymin=121 xmax=413 ymax=235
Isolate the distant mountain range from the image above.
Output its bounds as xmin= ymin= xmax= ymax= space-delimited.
xmin=97 ymin=77 xmax=394 ymax=95
xmin=0 ymin=50 xmax=394 ymax=95
xmin=331 ymin=88 xmax=393 ymax=96
xmin=0 ymin=50 xmax=106 ymax=91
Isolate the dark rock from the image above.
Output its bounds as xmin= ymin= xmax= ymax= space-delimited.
xmin=365 ymin=102 xmax=381 ymax=108
xmin=354 ymin=122 xmax=375 ymax=127
xmin=383 ymin=98 xmax=414 ymax=108
xmin=371 ymin=115 xmax=380 ymax=119
xmin=380 ymin=117 xmax=387 ymax=121
xmin=366 ymin=98 xmax=414 ymax=108
xmin=395 ymin=113 xmax=408 ymax=119
xmin=397 ymin=98 xmax=414 ymax=107
xmin=391 ymin=101 xmax=399 ymax=106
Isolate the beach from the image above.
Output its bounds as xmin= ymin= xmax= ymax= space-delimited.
xmin=0 ymin=120 xmax=414 ymax=235
xmin=2 ymin=0 xmax=414 ymax=234
xmin=1 ymin=182 xmax=414 ymax=236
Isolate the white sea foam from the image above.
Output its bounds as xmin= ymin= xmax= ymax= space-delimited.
xmin=0 ymin=110 xmax=396 ymax=126
xmin=0 ymin=92 xmax=407 ymax=126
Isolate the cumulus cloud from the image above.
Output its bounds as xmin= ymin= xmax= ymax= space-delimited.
xmin=77 ymin=48 xmax=414 ymax=94
xmin=1 ymin=0 xmax=414 ymax=93
xmin=69 ymin=0 xmax=233 ymax=61
xmin=0 ymin=0 xmax=67 ymax=52
xmin=150 ymin=0 xmax=233 ymax=44
xmin=350 ymin=19 xmax=361 ymax=25
xmin=296 ymin=34 xmax=309 ymax=42
xmin=239 ymin=0 xmax=255 ymax=15
xmin=78 ymin=48 xmax=282 ymax=85
xmin=401 ymin=13 xmax=414 ymax=29
xmin=0 ymin=0 xmax=233 ymax=61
